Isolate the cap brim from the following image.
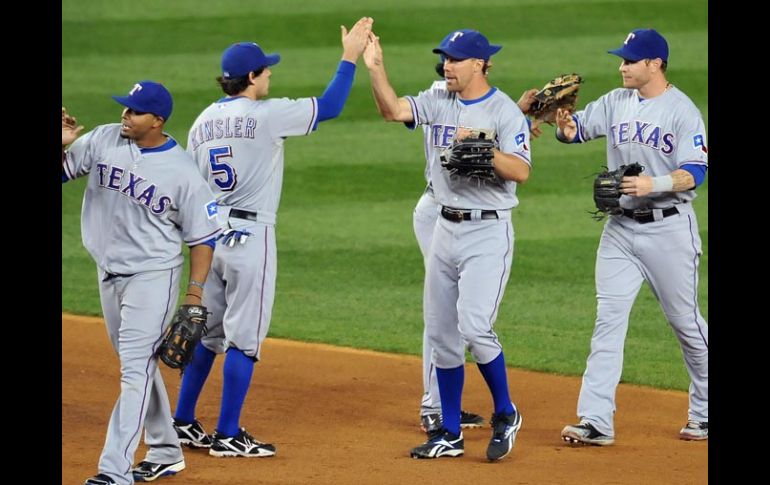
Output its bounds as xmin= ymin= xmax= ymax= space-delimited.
xmin=111 ymin=95 xmax=164 ymax=119
xmin=607 ymin=47 xmax=644 ymax=61
xmin=432 ymin=44 xmax=501 ymax=61
xmin=264 ymin=53 xmax=280 ymax=67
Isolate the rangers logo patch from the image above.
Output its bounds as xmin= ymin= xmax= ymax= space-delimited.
xmin=206 ymin=201 xmax=218 ymax=219
xmin=515 ymin=132 xmax=529 ymax=151
xmin=693 ymin=134 xmax=708 ymax=153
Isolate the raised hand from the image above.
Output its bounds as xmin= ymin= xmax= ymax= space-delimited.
xmin=62 ymin=107 xmax=84 ymax=146
xmin=363 ymin=31 xmax=383 ymax=69
xmin=555 ymin=108 xmax=577 ymax=141
xmin=341 ymin=17 xmax=374 ymax=63
xmin=516 ymin=88 xmax=538 ymax=113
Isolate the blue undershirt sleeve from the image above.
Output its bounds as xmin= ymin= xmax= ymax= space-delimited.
xmin=680 ymin=163 xmax=707 ymax=187
xmin=316 ymin=60 xmax=356 ymax=123
xmin=193 ymin=238 xmax=217 ymax=250
xmin=62 ymin=167 xmax=69 ymax=183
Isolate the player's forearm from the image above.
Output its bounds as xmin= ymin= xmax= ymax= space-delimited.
xmin=368 ymin=66 xmax=405 ymax=121
xmin=670 ymin=169 xmax=696 ymax=192
xmin=186 ymin=244 xmax=214 ymax=303
xmin=493 ymin=151 xmax=531 ymax=183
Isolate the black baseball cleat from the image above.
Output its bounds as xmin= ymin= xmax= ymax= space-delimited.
xmin=460 ymin=410 xmax=485 ymax=428
xmin=84 ymin=474 xmax=116 ymax=485
xmin=561 ymin=420 xmax=615 ymax=446
xmin=173 ymin=418 xmax=213 ymax=448
xmin=132 ymin=460 xmax=185 ymax=482
xmin=679 ymin=420 xmax=708 ymax=441
xmin=420 ymin=413 xmax=442 ymax=436
xmin=410 ymin=429 xmax=464 ymax=459
xmin=486 ymin=408 xmax=523 ymax=461
xmin=420 ymin=410 xmax=484 ymax=436
xmin=209 ymin=428 xmax=277 ymax=457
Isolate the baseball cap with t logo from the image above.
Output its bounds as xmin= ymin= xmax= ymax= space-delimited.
xmin=432 ymin=29 xmax=502 ymax=61
xmin=112 ymin=80 xmax=173 ymax=121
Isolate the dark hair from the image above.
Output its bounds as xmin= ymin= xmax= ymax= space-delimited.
xmin=482 ymin=61 xmax=490 ymax=75
xmin=434 ymin=62 xmax=445 ymax=78
xmin=216 ymin=67 xmax=266 ymax=95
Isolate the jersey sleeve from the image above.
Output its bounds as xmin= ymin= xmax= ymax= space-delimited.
xmin=496 ymin=102 xmax=532 ymax=166
xmin=62 ymin=125 xmax=107 ymax=180
xmin=175 ymin=172 xmax=224 ymax=246
xmin=405 ymin=88 xmax=440 ymax=128
xmin=573 ymin=91 xmax=614 ymax=142
xmin=674 ymin=111 xmax=708 ymax=167
xmin=266 ymin=97 xmax=319 ymax=138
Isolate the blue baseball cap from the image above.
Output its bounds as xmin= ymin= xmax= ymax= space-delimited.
xmin=432 ymin=29 xmax=502 ymax=61
xmin=221 ymin=42 xmax=281 ymax=79
xmin=608 ymin=28 xmax=669 ymax=62
xmin=112 ymin=80 xmax=173 ymax=121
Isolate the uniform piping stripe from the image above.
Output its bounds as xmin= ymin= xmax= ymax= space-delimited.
xmin=123 ymin=268 xmax=177 ymax=468
xmin=255 ymin=226 xmax=269 ymax=356
xmin=573 ymin=115 xmax=585 ymax=143
xmin=488 ymin=221 xmax=512 ymax=350
xmin=687 ymin=214 xmax=708 ymax=348
xmin=305 ymin=97 xmax=318 ymax=135
xmin=513 ymin=151 xmax=531 ymax=165
xmin=186 ymin=227 xmax=223 ymax=246
xmin=406 ymin=96 xmax=420 ymax=125
xmin=63 ymin=154 xmax=75 ymax=180
xmin=678 ymin=160 xmax=707 ymax=167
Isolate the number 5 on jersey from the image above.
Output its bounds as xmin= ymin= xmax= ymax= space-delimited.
xmin=208 ymin=146 xmax=237 ymax=191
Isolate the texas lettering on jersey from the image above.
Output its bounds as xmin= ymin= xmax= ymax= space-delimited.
xmin=188 ymin=115 xmax=258 ymax=151
xmin=430 ymin=124 xmax=499 ymax=148
xmin=609 ymin=120 xmax=674 ymax=155
xmin=95 ymin=162 xmax=172 ymax=214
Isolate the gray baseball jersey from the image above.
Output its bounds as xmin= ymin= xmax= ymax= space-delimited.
xmin=64 ymin=124 xmax=223 ymax=274
xmin=407 ymin=86 xmax=530 ymax=369
xmin=187 ymin=95 xmax=318 ymax=359
xmin=407 ymin=87 xmax=531 ymax=210
xmin=573 ymin=86 xmax=708 ymax=209
xmin=63 ymin=123 xmax=222 ymax=484
xmin=188 ymin=96 xmax=317 ymax=222
xmin=568 ymin=86 xmax=708 ymax=437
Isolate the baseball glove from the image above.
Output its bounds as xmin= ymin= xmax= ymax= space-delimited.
xmin=440 ymin=135 xmax=497 ymax=181
xmin=526 ymin=73 xmax=583 ymax=124
xmin=591 ymin=162 xmax=644 ymax=220
xmin=157 ymin=304 xmax=208 ymax=372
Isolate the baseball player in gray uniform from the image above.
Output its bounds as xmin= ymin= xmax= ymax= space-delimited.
xmin=62 ymin=81 xmax=223 ymax=485
xmin=365 ymin=29 xmax=528 ymax=461
xmin=556 ymin=29 xmax=708 ymax=445
xmin=413 ymin=72 xmax=485 ymax=436
xmin=171 ymin=18 xmax=373 ymax=458
xmin=414 ymin=61 xmax=539 ymax=437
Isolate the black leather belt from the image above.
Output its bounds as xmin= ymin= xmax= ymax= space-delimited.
xmin=441 ymin=206 xmax=499 ymax=223
xmin=102 ymin=272 xmax=134 ymax=282
xmin=230 ymin=209 xmax=257 ymax=221
xmin=621 ymin=206 xmax=679 ymax=224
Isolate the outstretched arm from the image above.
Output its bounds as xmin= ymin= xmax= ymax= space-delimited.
xmin=516 ymin=89 xmax=542 ymax=138
xmin=363 ymin=33 xmax=414 ymax=122
xmin=315 ymin=17 xmax=374 ymax=122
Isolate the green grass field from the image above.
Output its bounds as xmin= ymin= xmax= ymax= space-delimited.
xmin=62 ymin=0 xmax=708 ymax=391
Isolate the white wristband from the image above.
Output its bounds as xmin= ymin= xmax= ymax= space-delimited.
xmin=650 ymin=175 xmax=674 ymax=193
xmin=188 ymin=280 xmax=205 ymax=290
